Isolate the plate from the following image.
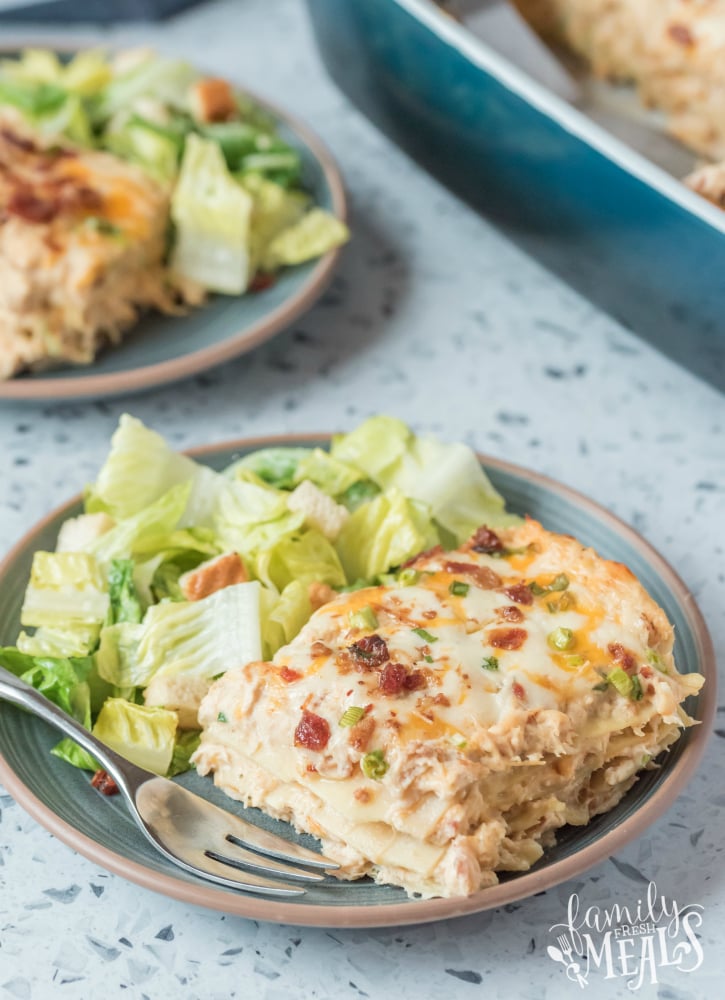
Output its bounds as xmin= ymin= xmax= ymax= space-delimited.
xmin=0 ymin=436 xmax=715 ymax=927
xmin=0 ymin=86 xmax=346 ymax=402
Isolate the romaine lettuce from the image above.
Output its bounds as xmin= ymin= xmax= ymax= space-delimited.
xmin=20 ymin=552 xmax=109 ymax=629
xmin=261 ymin=208 xmax=349 ymax=270
xmin=260 ymin=580 xmax=312 ymax=658
xmin=92 ymin=698 xmax=177 ymax=775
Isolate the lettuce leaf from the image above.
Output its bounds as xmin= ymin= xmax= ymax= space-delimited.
xmin=256 ymin=530 xmax=345 ymax=593
xmin=0 ymin=647 xmax=93 ymax=727
xmin=89 ymin=482 xmax=191 ymax=568
xmin=108 ymin=558 xmax=143 ymax=624
xmin=92 ymin=698 xmax=177 ymax=775
xmin=261 ymin=208 xmax=349 ymax=270
xmin=226 ymin=447 xmax=310 ymax=490
xmin=334 ymin=488 xmax=438 ymax=582
xmin=260 ymin=580 xmax=312 ymax=658
xmin=16 ymin=624 xmax=100 ymax=658
xmin=170 ymin=133 xmax=254 ymax=294
xmin=168 ymin=730 xmax=201 ymax=777
xmin=330 ymin=416 xmax=411 ymax=483
xmin=213 ymin=472 xmax=304 ymax=558
xmin=20 ymin=552 xmax=109 ymax=629
xmin=293 ymin=448 xmax=362 ymax=497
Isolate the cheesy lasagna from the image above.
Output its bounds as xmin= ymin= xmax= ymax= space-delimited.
xmin=0 ymin=112 xmax=196 ymax=378
xmin=194 ymin=519 xmax=703 ymax=898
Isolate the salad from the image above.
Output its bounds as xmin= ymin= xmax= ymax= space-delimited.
xmin=0 ymin=416 xmax=518 ymax=780
xmin=0 ymin=46 xmax=347 ymax=297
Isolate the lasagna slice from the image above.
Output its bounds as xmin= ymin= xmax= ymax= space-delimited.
xmin=194 ymin=519 xmax=703 ymax=898
xmin=0 ymin=112 xmax=200 ymax=378
xmin=513 ymin=0 xmax=725 ymax=161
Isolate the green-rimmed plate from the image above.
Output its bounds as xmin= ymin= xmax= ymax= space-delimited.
xmin=0 ymin=80 xmax=346 ymax=403
xmin=0 ymin=437 xmax=715 ymax=927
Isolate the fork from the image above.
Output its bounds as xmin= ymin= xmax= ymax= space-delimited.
xmin=0 ymin=665 xmax=339 ymax=896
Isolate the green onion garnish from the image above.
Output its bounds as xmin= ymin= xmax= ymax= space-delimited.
xmin=449 ymin=581 xmax=469 ymax=597
xmin=606 ymin=666 xmax=633 ymax=697
xmin=482 ymin=656 xmax=499 ymax=671
xmin=397 ymin=568 xmax=420 ymax=586
xmin=565 ymin=654 xmax=585 ymax=667
xmin=529 ymin=582 xmax=547 ymax=596
xmin=547 ymin=627 xmax=575 ymax=651
xmin=641 ymin=754 xmax=651 ymax=766
xmin=412 ymin=627 xmax=437 ymax=643
xmin=217 ymin=712 xmax=228 ymax=723
xmin=339 ymin=706 xmax=365 ymax=727
xmin=549 ymin=573 xmax=570 ymax=592
xmin=349 ymin=606 xmax=378 ymax=630
xmin=592 ymin=681 xmax=609 ymax=692
xmin=361 ymin=749 xmax=388 ymax=780
xmin=630 ymin=675 xmax=643 ymax=700
xmin=647 ymin=649 xmax=667 ymax=672
xmin=424 ymin=654 xmax=434 ymax=663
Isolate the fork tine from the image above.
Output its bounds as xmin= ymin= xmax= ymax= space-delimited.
xmin=225 ymin=829 xmax=338 ymax=872
xmin=153 ymin=842 xmax=308 ymax=896
xmin=205 ymin=840 xmax=327 ymax=883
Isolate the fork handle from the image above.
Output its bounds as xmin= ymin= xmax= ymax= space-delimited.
xmin=0 ymin=664 xmax=151 ymax=805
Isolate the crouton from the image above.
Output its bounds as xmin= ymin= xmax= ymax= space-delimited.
xmin=287 ymin=480 xmax=350 ymax=541
xmin=189 ymin=77 xmax=237 ymax=123
xmin=56 ymin=512 xmax=115 ymax=553
xmin=179 ymin=551 xmax=248 ymax=602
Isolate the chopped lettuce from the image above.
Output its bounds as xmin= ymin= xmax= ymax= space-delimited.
xmin=256 ymin=530 xmax=346 ymax=592
xmin=92 ymin=698 xmax=177 ymax=775
xmin=93 ymin=54 xmax=197 ymax=123
xmin=261 ymin=207 xmax=349 ymax=270
xmin=17 ymin=624 xmax=100 ymax=658
xmin=20 ymin=552 xmax=109 ymax=629
xmin=170 ymin=133 xmax=254 ymax=294
xmin=293 ymin=448 xmax=362 ymax=498
xmin=168 ymin=729 xmax=201 ymax=777
xmin=108 ymin=558 xmax=143 ymax=624
xmin=335 ymin=488 xmax=438 ymax=582
xmin=97 ymin=582 xmax=262 ymax=690
xmin=260 ymin=580 xmax=312 ymax=658
xmin=89 ymin=482 xmax=191 ymax=568
xmin=0 ymin=647 xmax=94 ymax=726
xmin=331 ymin=416 xmax=411 ymax=483
xmin=214 ymin=472 xmax=304 ymax=559
xmin=226 ymin=446 xmax=311 ymax=490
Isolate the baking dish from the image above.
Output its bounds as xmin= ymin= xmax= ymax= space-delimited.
xmin=306 ymin=0 xmax=725 ymax=391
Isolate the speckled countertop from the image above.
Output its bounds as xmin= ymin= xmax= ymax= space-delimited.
xmin=0 ymin=1 xmax=723 ymax=998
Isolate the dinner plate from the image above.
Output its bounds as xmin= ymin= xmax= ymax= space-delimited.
xmin=0 ymin=71 xmax=346 ymax=402
xmin=0 ymin=436 xmax=715 ymax=928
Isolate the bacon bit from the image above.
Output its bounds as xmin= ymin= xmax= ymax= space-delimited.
xmin=1 ymin=128 xmax=38 ymax=153
xmin=379 ymin=662 xmax=408 ymax=695
xmin=280 ymin=666 xmax=302 ymax=683
xmin=469 ymin=526 xmax=504 ymax=553
xmin=489 ymin=627 xmax=527 ymax=650
xmin=348 ymin=634 xmax=389 ymax=670
xmin=403 ymin=670 xmax=427 ymax=691
xmin=430 ymin=693 xmax=450 ymax=706
xmin=306 ymin=763 xmax=318 ymax=773
xmin=422 ymin=609 xmax=437 ymax=620
xmin=354 ymin=787 xmax=372 ymax=803
xmin=249 ymin=271 xmax=277 ymax=293
xmin=668 ymin=23 xmax=694 ymax=46
xmin=608 ymin=642 xmax=637 ymax=672
xmin=294 ymin=710 xmax=330 ymax=751
xmin=640 ymin=666 xmax=654 ymax=679
xmin=502 ymin=583 xmax=534 ymax=606
xmin=311 ymin=641 xmax=332 ymax=658
xmin=646 ymin=683 xmax=655 ymax=696
xmin=91 ymin=770 xmax=119 ymax=796
xmin=401 ymin=544 xmax=442 ymax=569
xmin=308 ymin=581 xmax=336 ymax=611
xmin=349 ymin=715 xmax=375 ymax=751
xmin=182 ymin=552 xmax=248 ymax=601
xmin=444 ymin=560 xmax=501 ymax=589
xmin=7 ymin=189 xmax=58 ymax=224
xmin=499 ymin=605 xmax=524 ymax=623
xmin=512 ymin=681 xmax=526 ymax=701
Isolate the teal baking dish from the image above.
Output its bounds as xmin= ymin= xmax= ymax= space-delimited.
xmin=306 ymin=0 xmax=725 ymax=391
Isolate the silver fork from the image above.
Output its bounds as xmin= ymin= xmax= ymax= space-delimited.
xmin=0 ymin=665 xmax=339 ymax=896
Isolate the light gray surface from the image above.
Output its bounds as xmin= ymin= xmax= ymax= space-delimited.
xmin=0 ymin=1 xmax=723 ymax=998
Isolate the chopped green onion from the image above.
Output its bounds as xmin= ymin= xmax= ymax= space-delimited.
xmin=339 ymin=706 xmax=365 ymax=728
xmin=565 ymin=654 xmax=585 ymax=667
xmin=549 ymin=574 xmax=570 ymax=592
xmin=641 ymin=753 xmax=651 ymax=766
xmin=424 ymin=654 xmax=434 ymax=664
xmin=361 ymin=749 xmax=388 ymax=780
xmin=529 ymin=582 xmax=547 ymax=596
xmin=84 ymin=216 xmax=122 ymax=237
xmin=482 ymin=656 xmax=499 ymax=671
xmin=547 ymin=627 xmax=575 ymax=651
xmin=630 ymin=675 xmax=643 ymax=701
xmin=647 ymin=649 xmax=667 ymax=672
xmin=412 ymin=627 xmax=437 ymax=643
xmin=547 ymin=592 xmax=575 ymax=613
xmin=593 ymin=681 xmax=609 ymax=692
xmin=606 ymin=666 xmax=633 ymax=698
xmin=397 ymin=568 xmax=420 ymax=587
xmin=217 ymin=712 xmax=228 ymax=723
xmin=449 ymin=581 xmax=470 ymax=597
xmin=349 ymin=606 xmax=378 ymax=630
xmin=449 ymin=733 xmax=468 ymax=749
